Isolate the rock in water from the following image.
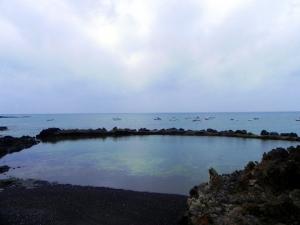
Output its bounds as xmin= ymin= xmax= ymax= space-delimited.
xmin=0 ymin=165 xmax=10 ymax=173
xmin=0 ymin=126 xmax=8 ymax=131
xmin=0 ymin=136 xmax=38 ymax=158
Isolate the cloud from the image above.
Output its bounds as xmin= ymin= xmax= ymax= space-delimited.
xmin=0 ymin=0 xmax=300 ymax=113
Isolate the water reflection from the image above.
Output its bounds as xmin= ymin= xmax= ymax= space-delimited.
xmin=0 ymin=136 xmax=297 ymax=194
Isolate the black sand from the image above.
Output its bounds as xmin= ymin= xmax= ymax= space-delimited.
xmin=0 ymin=182 xmax=186 ymax=225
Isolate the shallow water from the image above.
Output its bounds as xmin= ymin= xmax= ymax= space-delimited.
xmin=0 ymin=136 xmax=297 ymax=194
xmin=0 ymin=112 xmax=300 ymax=137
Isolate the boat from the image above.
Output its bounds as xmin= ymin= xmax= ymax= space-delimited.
xmin=153 ymin=117 xmax=162 ymax=121
xmin=112 ymin=118 xmax=122 ymax=121
xmin=205 ymin=116 xmax=215 ymax=120
xmin=192 ymin=117 xmax=201 ymax=122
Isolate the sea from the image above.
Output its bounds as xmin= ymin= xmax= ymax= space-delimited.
xmin=1 ymin=112 xmax=300 ymax=195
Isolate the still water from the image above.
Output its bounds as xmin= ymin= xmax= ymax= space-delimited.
xmin=0 ymin=136 xmax=297 ymax=194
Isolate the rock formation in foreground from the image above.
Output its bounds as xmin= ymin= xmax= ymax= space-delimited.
xmin=180 ymin=145 xmax=300 ymax=225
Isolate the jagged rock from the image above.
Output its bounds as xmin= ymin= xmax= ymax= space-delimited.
xmin=0 ymin=136 xmax=38 ymax=158
xmin=182 ymin=145 xmax=300 ymax=225
xmin=0 ymin=126 xmax=8 ymax=131
xmin=0 ymin=165 xmax=10 ymax=173
xmin=261 ymin=130 xmax=269 ymax=136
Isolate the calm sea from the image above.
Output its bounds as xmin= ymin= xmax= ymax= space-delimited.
xmin=1 ymin=112 xmax=300 ymax=137
xmin=0 ymin=112 xmax=300 ymax=195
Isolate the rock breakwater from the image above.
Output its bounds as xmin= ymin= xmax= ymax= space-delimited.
xmin=36 ymin=127 xmax=300 ymax=142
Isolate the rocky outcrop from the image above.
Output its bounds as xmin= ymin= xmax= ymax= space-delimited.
xmin=0 ymin=126 xmax=8 ymax=131
xmin=180 ymin=145 xmax=300 ymax=225
xmin=0 ymin=136 xmax=39 ymax=158
xmin=0 ymin=165 xmax=10 ymax=174
xmin=36 ymin=127 xmax=300 ymax=142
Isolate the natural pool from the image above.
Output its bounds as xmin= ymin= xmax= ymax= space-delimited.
xmin=0 ymin=136 xmax=298 ymax=194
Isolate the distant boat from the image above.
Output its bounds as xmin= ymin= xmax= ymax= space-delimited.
xmin=205 ymin=116 xmax=215 ymax=120
xmin=192 ymin=118 xmax=201 ymax=122
xmin=112 ymin=118 xmax=122 ymax=121
xmin=46 ymin=119 xmax=54 ymax=122
xmin=253 ymin=117 xmax=260 ymax=120
xmin=154 ymin=117 xmax=162 ymax=121
xmin=230 ymin=118 xmax=234 ymax=121
xmin=296 ymin=119 xmax=300 ymax=121
xmin=248 ymin=119 xmax=253 ymax=121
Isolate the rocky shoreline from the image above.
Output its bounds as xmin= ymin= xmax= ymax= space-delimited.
xmin=0 ymin=136 xmax=39 ymax=159
xmin=180 ymin=145 xmax=300 ymax=225
xmin=1 ymin=129 xmax=300 ymax=224
xmin=1 ymin=127 xmax=299 ymax=164
xmin=37 ymin=127 xmax=300 ymax=142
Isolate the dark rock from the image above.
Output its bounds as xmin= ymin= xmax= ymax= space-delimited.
xmin=262 ymin=148 xmax=289 ymax=161
xmin=36 ymin=128 xmax=61 ymax=139
xmin=0 ymin=126 xmax=8 ymax=131
xmin=0 ymin=165 xmax=10 ymax=173
xmin=189 ymin=186 xmax=199 ymax=198
xmin=206 ymin=128 xmax=218 ymax=133
xmin=235 ymin=130 xmax=247 ymax=135
xmin=0 ymin=136 xmax=39 ymax=158
xmin=269 ymin=132 xmax=279 ymax=136
xmin=261 ymin=130 xmax=269 ymax=136
xmin=280 ymin=132 xmax=298 ymax=138
xmin=183 ymin=145 xmax=300 ymax=225
xmin=138 ymin=128 xmax=150 ymax=133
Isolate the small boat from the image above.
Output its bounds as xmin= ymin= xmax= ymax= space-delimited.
xmin=192 ymin=118 xmax=201 ymax=122
xmin=46 ymin=119 xmax=54 ymax=122
xmin=205 ymin=116 xmax=215 ymax=120
xmin=248 ymin=119 xmax=253 ymax=121
xmin=253 ymin=117 xmax=260 ymax=120
xmin=296 ymin=119 xmax=300 ymax=121
xmin=230 ymin=118 xmax=234 ymax=121
xmin=154 ymin=117 xmax=162 ymax=121
xmin=112 ymin=118 xmax=122 ymax=121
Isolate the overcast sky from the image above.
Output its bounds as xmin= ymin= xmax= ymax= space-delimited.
xmin=0 ymin=0 xmax=300 ymax=113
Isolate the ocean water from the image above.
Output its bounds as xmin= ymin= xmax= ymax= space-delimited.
xmin=0 ymin=136 xmax=298 ymax=194
xmin=0 ymin=112 xmax=300 ymax=137
xmin=1 ymin=112 xmax=299 ymax=194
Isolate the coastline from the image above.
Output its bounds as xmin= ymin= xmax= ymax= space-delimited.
xmin=37 ymin=127 xmax=300 ymax=142
xmin=1 ymin=128 xmax=300 ymax=224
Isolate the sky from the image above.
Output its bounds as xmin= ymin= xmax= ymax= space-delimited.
xmin=0 ymin=0 xmax=300 ymax=113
